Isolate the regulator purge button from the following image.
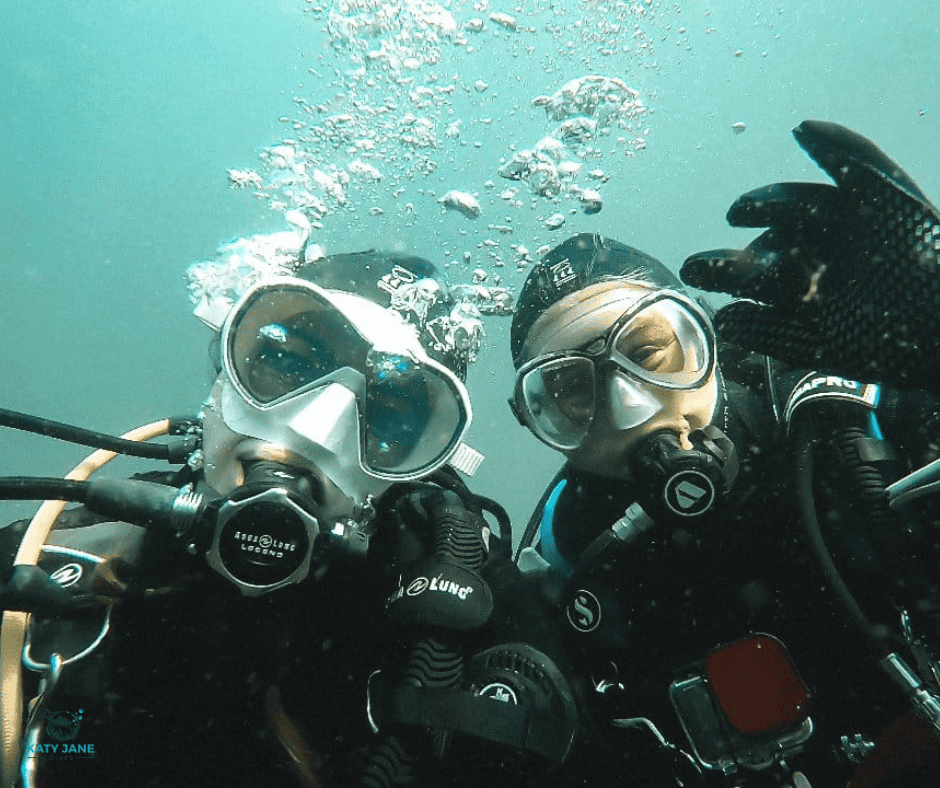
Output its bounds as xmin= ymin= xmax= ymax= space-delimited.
xmin=207 ymin=488 xmax=317 ymax=596
xmin=663 ymin=469 xmax=716 ymax=517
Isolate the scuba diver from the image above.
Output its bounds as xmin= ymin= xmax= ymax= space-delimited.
xmin=508 ymin=121 xmax=940 ymax=787
xmin=0 ymin=250 xmax=576 ymax=787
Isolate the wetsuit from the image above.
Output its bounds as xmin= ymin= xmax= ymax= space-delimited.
xmin=1 ymin=469 xmax=571 ymax=788
xmin=518 ymin=348 xmax=940 ymax=786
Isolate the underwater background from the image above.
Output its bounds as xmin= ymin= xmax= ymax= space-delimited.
xmin=2 ymin=0 xmax=938 ymax=535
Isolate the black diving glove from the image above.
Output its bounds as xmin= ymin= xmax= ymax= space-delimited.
xmin=681 ymin=119 xmax=940 ymax=390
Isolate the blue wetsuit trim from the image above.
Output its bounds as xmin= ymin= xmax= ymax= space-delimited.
xmin=869 ymin=385 xmax=884 ymax=440
xmin=539 ymin=478 xmax=574 ymax=577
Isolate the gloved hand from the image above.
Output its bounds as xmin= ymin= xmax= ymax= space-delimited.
xmin=681 ymin=119 xmax=940 ymax=389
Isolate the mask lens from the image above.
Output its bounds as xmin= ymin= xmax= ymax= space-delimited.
xmin=520 ymin=357 xmax=596 ymax=450
xmin=227 ymin=286 xmax=369 ymax=404
xmin=611 ymin=298 xmax=711 ymax=388
xmin=363 ymin=350 xmax=467 ymax=474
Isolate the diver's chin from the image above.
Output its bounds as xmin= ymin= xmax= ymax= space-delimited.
xmin=566 ymin=445 xmax=634 ymax=481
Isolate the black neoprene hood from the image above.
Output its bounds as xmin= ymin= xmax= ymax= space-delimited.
xmin=510 ymin=233 xmax=686 ymax=367
xmin=294 ymin=249 xmax=471 ymax=380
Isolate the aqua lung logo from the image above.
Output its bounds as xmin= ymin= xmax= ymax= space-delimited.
xmin=50 ymin=563 xmax=83 ymax=588
xmin=233 ymin=530 xmax=297 ymax=559
xmin=664 ymin=470 xmax=716 ymax=516
xmin=403 ymin=574 xmax=475 ymax=601
xmin=567 ymin=589 xmax=602 ymax=633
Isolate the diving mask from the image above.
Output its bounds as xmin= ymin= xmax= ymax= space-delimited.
xmin=511 ymin=290 xmax=716 ymax=452
xmin=203 ymin=278 xmax=472 ymax=501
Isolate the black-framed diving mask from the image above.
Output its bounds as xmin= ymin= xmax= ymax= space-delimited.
xmin=219 ymin=278 xmax=472 ymax=482
xmin=511 ymin=290 xmax=716 ymax=452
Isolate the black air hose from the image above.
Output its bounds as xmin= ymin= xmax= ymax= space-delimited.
xmin=825 ymin=421 xmax=940 ymax=649
xmin=0 ymin=477 xmax=89 ymax=503
xmin=0 ymin=477 xmax=185 ymax=531
xmin=0 ymin=408 xmax=199 ymax=461
xmin=799 ymin=410 xmax=940 ymax=640
xmin=828 ymin=426 xmax=915 ymax=587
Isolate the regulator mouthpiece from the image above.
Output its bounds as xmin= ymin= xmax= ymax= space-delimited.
xmin=630 ymin=426 xmax=739 ymax=521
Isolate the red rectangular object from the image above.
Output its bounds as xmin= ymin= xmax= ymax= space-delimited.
xmin=704 ymin=634 xmax=810 ymax=736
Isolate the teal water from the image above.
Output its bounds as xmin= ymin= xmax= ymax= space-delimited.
xmin=2 ymin=0 xmax=938 ymax=533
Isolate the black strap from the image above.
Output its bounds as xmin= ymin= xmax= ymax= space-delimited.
xmin=428 ymin=466 xmax=514 ymax=544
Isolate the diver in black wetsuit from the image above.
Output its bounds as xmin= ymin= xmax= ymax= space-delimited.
xmin=0 ymin=251 xmax=575 ymax=788
xmin=508 ymin=122 xmax=940 ymax=787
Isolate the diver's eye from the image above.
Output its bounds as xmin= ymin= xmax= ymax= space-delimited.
xmin=257 ymin=343 xmax=334 ymax=387
xmin=627 ymin=338 xmax=683 ymax=373
xmin=629 ymin=344 xmax=661 ymax=368
xmin=628 ymin=342 xmax=666 ymax=369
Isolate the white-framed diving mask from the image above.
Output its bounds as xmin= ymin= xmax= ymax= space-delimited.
xmin=201 ymin=277 xmax=473 ymax=506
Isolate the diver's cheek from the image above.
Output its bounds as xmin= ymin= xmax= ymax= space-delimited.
xmin=678 ymin=374 xmax=719 ymax=429
xmin=614 ymin=381 xmax=718 ymax=454
xmin=566 ymin=438 xmax=633 ymax=479
xmin=566 ymin=412 xmax=658 ymax=479
xmin=563 ymin=376 xmax=720 ymax=480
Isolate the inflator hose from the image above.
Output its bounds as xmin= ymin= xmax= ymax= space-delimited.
xmin=357 ymin=490 xmax=486 ymax=787
xmin=0 ymin=419 xmax=169 ymax=788
xmin=792 ymin=419 xmax=893 ymax=656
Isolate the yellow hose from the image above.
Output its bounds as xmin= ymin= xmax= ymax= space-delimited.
xmin=0 ymin=419 xmax=170 ymax=788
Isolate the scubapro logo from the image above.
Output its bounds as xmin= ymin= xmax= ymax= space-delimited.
xmin=567 ymin=589 xmax=601 ymax=633
xmin=664 ymin=470 xmax=715 ymax=516
xmin=792 ymin=374 xmax=859 ymax=401
xmin=50 ymin=563 xmax=83 ymax=588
